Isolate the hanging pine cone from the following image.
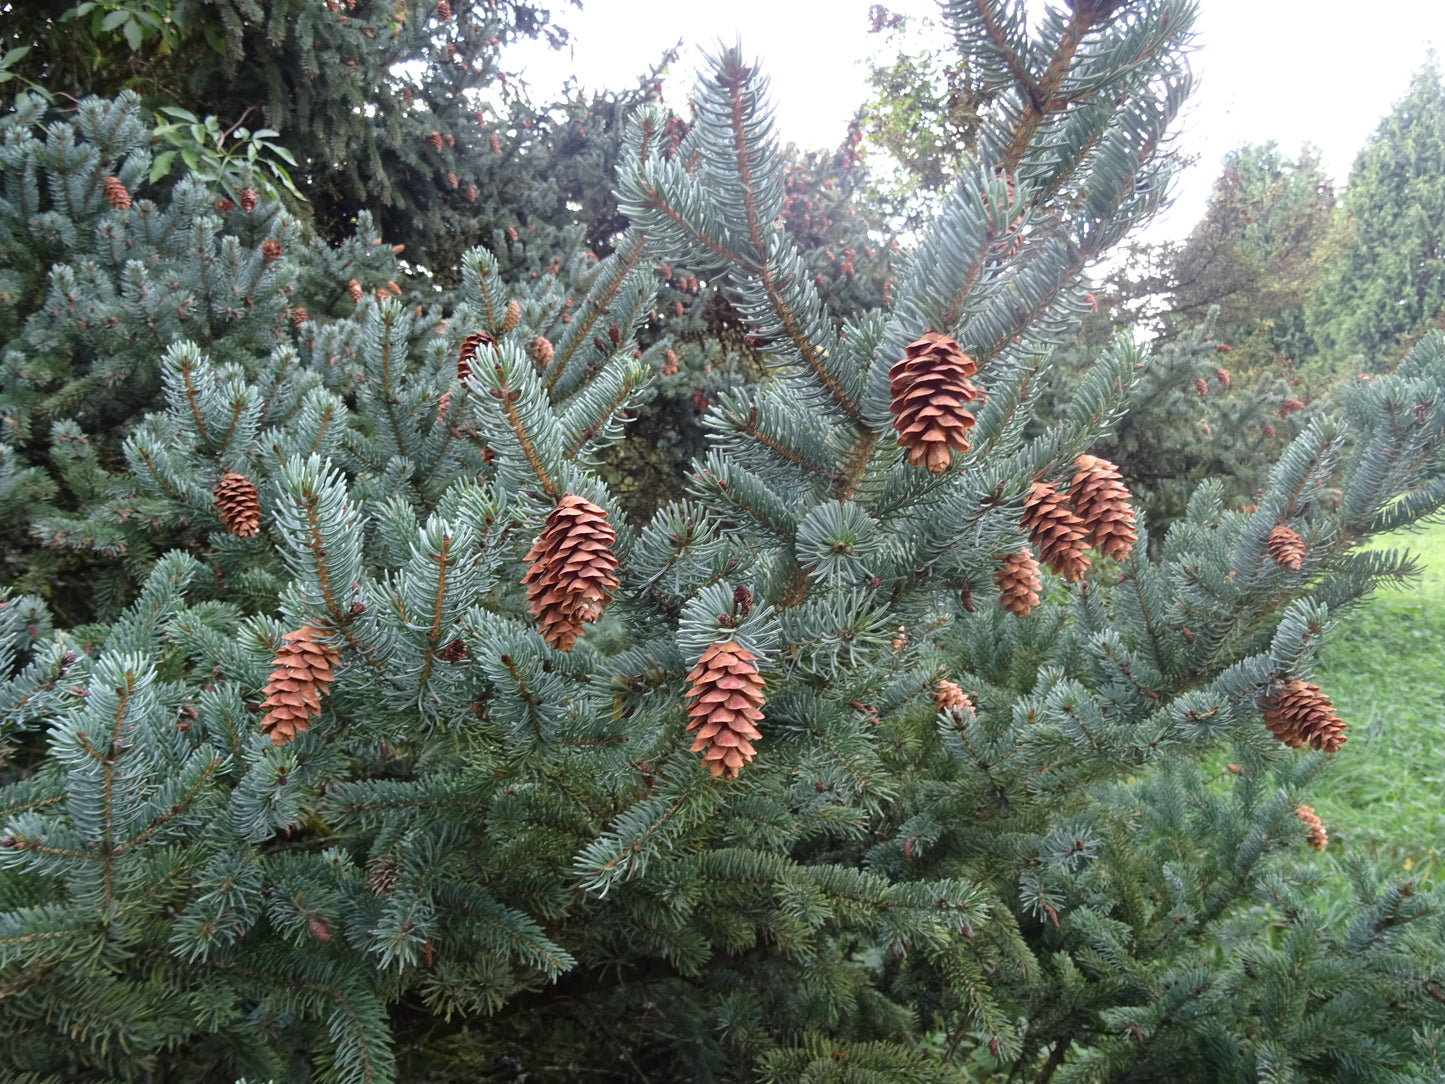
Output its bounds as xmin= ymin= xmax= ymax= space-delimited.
xmin=347 ymin=278 xmax=363 ymax=304
xmin=1215 ymin=367 xmax=1231 ymax=389
xmin=102 ymin=176 xmax=131 ymax=210
xmin=1278 ymin=397 xmax=1305 ymax=417
xmin=436 ymin=0 xmax=451 ymax=19
xmin=684 ymin=641 xmax=765 ymax=779
xmin=994 ymin=549 xmax=1042 ymax=616
xmin=213 ymin=472 xmax=261 ymax=538
xmin=662 ymin=349 xmax=678 ymax=376
xmin=933 ymin=679 xmax=974 ymax=722
xmin=888 ymin=331 xmax=981 ymax=473
xmin=446 ymin=171 xmax=458 ymax=189
xmin=506 ymin=226 xmax=519 ymax=244
xmin=239 ymin=187 xmax=258 ymax=212
xmin=1296 ymin=804 xmax=1328 ymax=851
xmin=457 ymin=331 xmax=494 ymax=381
xmin=489 ymin=133 xmax=502 ymax=154
xmin=1261 ymin=680 xmax=1346 ymax=753
xmin=1267 ymin=523 xmax=1305 ymax=571
xmin=1069 ymin=454 xmax=1137 ymax=561
xmin=521 ymin=495 xmax=620 ymax=651
xmin=502 ymin=299 xmax=521 ymax=333
xmin=292 ymin=307 xmax=309 ymax=328
xmin=1022 ymin=482 xmax=1090 ymax=582
xmin=465 ymin=184 xmax=476 ymax=202
xmin=261 ymin=239 xmax=282 ymax=261
xmin=531 ymin=335 xmax=554 ymax=369
xmin=428 ymin=130 xmax=444 ymax=152
xmin=368 ymin=853 xmax=399 ymax=894
xmin=259 ymin=626 xmax=341 ymax=745
xmin=1194 ymin=376 xmax=1208 ymax=396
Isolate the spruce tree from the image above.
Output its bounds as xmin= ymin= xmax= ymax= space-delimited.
xmin=4 ymin=4 xmax=1445 ymax=1084
xmin=1306 ymin=57 xmax=1445 ymax=372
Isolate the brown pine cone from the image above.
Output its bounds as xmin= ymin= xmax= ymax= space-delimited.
xmin=261 ymin=239 xmax=282 ymax=261
xmin=369 ymin=853 xmax=399 ymax=894
xmin=1215 ymin=367 xmax=1231 ymax=389
xmin=994 ymin=549 xmax=1042 ymax=616
xmin=1069 ymin=454 xmax=1137 ymax=561
xmin=446 ymin=171 xmax=458 ymax=189
xmin=215 ymin=198 xmax=235 ymax=213
xmin=1278 ymin=397 xmax=1305 ymax=418
xmin=521 ymin=494 xmax=620 ymax=652
xmin=489 ymin=133 xmax=502 ymax=154
xmin=436 ymin=0 xmax=451 ymax=19
xmin=239 ymin=187 xmax=258 ymax=212
xmin=292 ymin=307 xmax=309 ymax=328
xmin=102 ymin=176 xmax=131 ymax=210
xmin=1023 ymin=483 xmax=1090 ymax=582
xmin=502 ymin=299 xmax=521 ymax=333
xmin=1267 ymin=523 xmax=1305 ymax=571
xmin=1194 ymin=376 xmax=1208 ymax=396
xmin=347 ymin=278 xmax=363 ymax=304
xmin=259 ymin=626 xmax=340 ymax=745
xmin=1296 ymin=804 xmax=1328 ymax=851
xmin=531 ymin=335 xmax=554 ymax=369
xmin=465 ymin=184 xmax=476 ymax=202
xmin=1262 ymin=680 xmax=1346 ymax=753
xmin=933 ymin=679 xmax=974 ymax=721
xmin=685 ymin=641 xmax=765 ymax=779
xmin=888 ymin=332 xmax=981 ymax=474
xmin=506 ymin=226 xmax=519 ymax=244
xmin=214 ymin=472 xmax=262 ymax=538
xmin=457 ymin=331 xmax=494 ymax=381
xmin=428 ymin=130 xmax=444 ymax=152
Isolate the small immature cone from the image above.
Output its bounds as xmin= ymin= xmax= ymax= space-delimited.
xmin=457 ymin=331 xmax=493 ymax=381
xmin=259 ymin=626 xmax=341 ymax=745
xmin=213 ymin=472 xmax=262 ymax=538
xmin=1022 ymin=483 xmax=1090 ymax=582
xmin=102 ymin=176 xmax=131 ymax=210
xmin=531 ymin=335 xmax=554 ymax=369
xmin=1069 ymin=454 xmax=1137 ymax=561
xmin=501 ymin=299 xmax=521 ymax=333
xmin=995 ymin=549 xmax=1042 ymax=617
xmin=661 ymin=349 xmax=678 ymax=376
xmin=1262 ymin=680 xmax=1346 ymax=753
xmin=239 ymin=187 xmax=258 ymax=212
xmin=889 ymin=332 xmax=981 ymax=473
xmin=1266 ymin=523 xmax=1305 ymax=571
xmin=1296 ymin=805 xmax=1328 ymax=851
xmin=685 ymin=641 xmax=765 ymax=780
xmin=521 ymin=494 xmax=621 ymax=651
xmin=933 ymin=680 xmax=974 ymax=722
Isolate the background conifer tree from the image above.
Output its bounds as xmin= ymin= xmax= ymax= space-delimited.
xmin=4 ymin=4 xmax=1445 ymax=1083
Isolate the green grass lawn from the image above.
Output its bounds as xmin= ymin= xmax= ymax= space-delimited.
xmin=1312 ymin=519 xmax=1445 ymax=876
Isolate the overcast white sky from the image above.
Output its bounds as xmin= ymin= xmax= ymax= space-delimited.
xmin=507 ymin=1 xmax=1444 ymax=241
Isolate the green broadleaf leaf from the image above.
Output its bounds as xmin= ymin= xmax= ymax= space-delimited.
xmin=100 ymin=9 xmax=130 ymax=31
xmin=1 ymin=46 xmax=32 ymax=69
xmin=149 ymin=150 xmax=177 ymax=183
xmin=122 ymin=18 xmax=142 ymax=51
